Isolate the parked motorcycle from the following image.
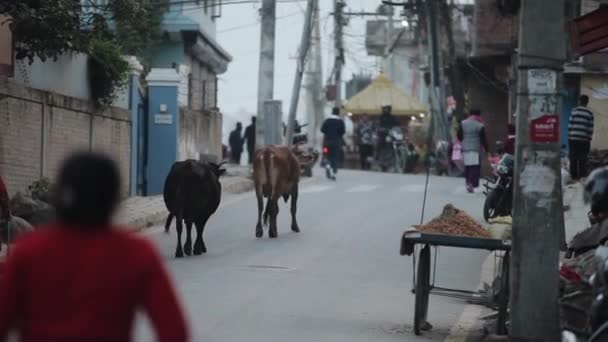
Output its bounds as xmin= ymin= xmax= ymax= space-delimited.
xmin=562 ymin=246 xmax=608 ymax=341
xmin=483 ymin=153 xmax=514 ymax=222
xmin=375 ymin=126 xmax=406 ymax=173
xmin=285 ymin=122 xmax=319 ymax=177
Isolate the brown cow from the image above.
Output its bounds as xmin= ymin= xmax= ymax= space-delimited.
xmin=253 ymin=145 xmax=300 ymax=238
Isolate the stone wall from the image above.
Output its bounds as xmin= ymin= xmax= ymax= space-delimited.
xmin=0 ymin=77 xmax=131 ymax=196
xmin=178 ymin=108 xmax=222 ymax=162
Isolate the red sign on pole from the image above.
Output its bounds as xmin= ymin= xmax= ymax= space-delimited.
xmin=530 ymin=115 xmax=559 ymax=143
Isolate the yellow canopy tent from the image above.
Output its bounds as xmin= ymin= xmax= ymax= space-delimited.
xmin=344 ymin=72 xmax=428 ymax=116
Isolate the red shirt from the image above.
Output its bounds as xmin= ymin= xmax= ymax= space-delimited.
xmin=0 ymin=224 xmax=189 ymax=342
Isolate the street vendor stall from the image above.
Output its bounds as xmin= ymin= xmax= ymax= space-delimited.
xmin=343 ymin=72 xmax=429 ymax=170
xmin=400 ymin=204 xmax=511 ymax=336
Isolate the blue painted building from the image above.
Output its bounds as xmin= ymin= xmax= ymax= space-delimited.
xmin=152 ymin=0 xmax=232 ymax=113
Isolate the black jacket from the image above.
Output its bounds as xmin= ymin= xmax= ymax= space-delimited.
xmin=321 ymin=116 xmax=345 ymax=143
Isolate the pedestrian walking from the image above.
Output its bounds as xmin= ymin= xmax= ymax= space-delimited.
xmin=243 ymin=116 xmax=256 ymax=164
xmin=568 ymin=95 xmax=594 ymax=181
xmin=355 ymin=115 xmax=374 ymax=170
xmin=0 ymin=152 xmax=189 ymax=342
xmin=321 ymin=107 xmax=346 ymax=180
xmin=0 ymin=175 xmax=11 ymax=251
xmin=457 ymin=109 xmax=489 ymax=193
xmin=229 ymin=122 xmax=244 ymax=165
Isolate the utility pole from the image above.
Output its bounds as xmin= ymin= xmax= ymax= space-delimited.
xmin=304 ymin=1 xmax=324 ymax=149
xmin=333 ymin=0 xmax=345 ymax=110
xmin=383 ymin=6 xmax=395 ymax=79
xmin=256 ymin=0 xmax=277 ymax=150
xmin=425 ymin=0 xmax=449 ymax=143
xmin=285 ymin=0 xmax=317 ymax=148
xmin=510 ymin=0 xmax=566 ymax=340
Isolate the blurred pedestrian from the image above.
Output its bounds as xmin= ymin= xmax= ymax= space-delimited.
xmin=568 ymin=94 xmax=594 ymax=180
xmin=457 ymin=109 xmax=489 ymax=193
xmin=229 ymin=122 xmax=244 ymax=164
xmin=355 ymin=115 xmax=374 ymax=170
xmin=504 ymin=123 xmax=515 ymax=155
xmin=0 ymin=151 xmax=188 ymax=342
xmin=0 ymin=175 xmax=11 ymax=252
xmin=0 ymin=175 xmax=10 ymax=225
xmin=244 ymin=116 xmax=256 ymax=164
xmin=321 ymin=107 xmax=346 ymax=180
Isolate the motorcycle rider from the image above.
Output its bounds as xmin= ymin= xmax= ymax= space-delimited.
xmin=321 ymin=107 xmax=345 ymax=180
xmin=375 ymin=105 xmax=399 ymax=161
xmin=568 ymin=166 xmax=608 ymax=257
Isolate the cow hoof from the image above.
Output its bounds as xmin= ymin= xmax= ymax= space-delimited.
xmin=269 ymin=230 xmax=278 ymax=238
xmin=291 ymin=225 xmax=300 ymax=233
xmin=184 ymin=243 xmax=192 ymax=256
xmin=256 ymin=226 xmax=263 ymax=238
xmin=175 ymin=249 xmax=184 ymax=258
xmin=193 ymin=242 xmax=206 ymax=255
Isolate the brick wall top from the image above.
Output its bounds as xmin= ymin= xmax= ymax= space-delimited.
xmin=472 ymin=0 xmax=519 ymax=57
xmin=0 ymin=77 xmax=130 ymax=122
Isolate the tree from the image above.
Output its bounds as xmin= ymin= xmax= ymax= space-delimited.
xmin=0 ymin=0 xmax=166 ymax=106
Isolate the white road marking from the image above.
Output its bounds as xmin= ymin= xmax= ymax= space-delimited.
xmin=400 ymin=184 xmax=427 ymax=193
xmin=346 ymin=184 xmax=380 ymax=193
xmin=299 ymin=184 xmax=334 ymax=194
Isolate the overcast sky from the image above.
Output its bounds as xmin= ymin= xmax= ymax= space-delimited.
xmin=216 ymin=0 xmax=380 ymax=141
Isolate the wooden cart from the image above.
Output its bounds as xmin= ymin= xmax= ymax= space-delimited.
xmin=401 ymin=231 xmax=512 ymax=335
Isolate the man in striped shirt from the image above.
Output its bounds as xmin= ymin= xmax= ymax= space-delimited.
xmin=568 ymin=95 xmax=594 ymax=180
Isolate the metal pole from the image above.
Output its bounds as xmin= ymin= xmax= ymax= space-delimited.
xmin=256 ymin=0 xmax=277 ymax=150
xmin=510 ymin=0 xmax=566 ymax=340
xmin=312 ymin=2 xmax=324 ymax=149
xmin=384 ymin=7 xmax=394 ymax=78
xmin=286 ymin=0 xmax=316 ymax=148
xmin=425 ymin=0 xmax=448 ymax=143
xmin=333 ymin=0 xmax=344 ymax=110
xmin=304 ymin=0 xmax=324 ymax=150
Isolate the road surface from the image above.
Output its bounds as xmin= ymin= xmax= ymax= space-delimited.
xmin=135 ymin=170 xmax=490 ymax=341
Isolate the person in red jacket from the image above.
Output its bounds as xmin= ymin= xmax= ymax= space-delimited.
xmin=0 ymin=151 xmax=189 ymax=342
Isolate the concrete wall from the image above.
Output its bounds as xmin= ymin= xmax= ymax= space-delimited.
xmin=0 ymin=77 xmax=131 ymax=196
xmin=178 ymin=108 xmax=223 ymax=162
xmin=472 ymin=0 xmax=518 ymax=57
xmin=181 ymin=1 xmax=217 ymax=39
xmin=151 ymin=42 xmax=185 ymax=68
xmin=184 ymin=54 xmax=218 ymax=111
xmin=582 ymin=75 xmax=608 ymax=150
xmin=12 ymin=53 xmax=91 ymax=100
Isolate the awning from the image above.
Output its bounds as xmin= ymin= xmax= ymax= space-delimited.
xmin=344 ymin=72 xmax=428 ymax=116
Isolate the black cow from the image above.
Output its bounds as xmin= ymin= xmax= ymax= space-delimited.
xmin=163 ymin=160 xmax=225 ymax=258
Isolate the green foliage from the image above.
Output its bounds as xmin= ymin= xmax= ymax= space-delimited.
xmin=27 ymin=178 xmax=52 ymax=203
xmin=88 ymin=39 xmax=129 ymax=107
xmin=1 ymin=0 xmax=83 ymax=63
xmin=0 ymin=0 xmax=166 ymax=106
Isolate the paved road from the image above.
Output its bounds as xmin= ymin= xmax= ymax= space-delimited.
xmin=135 ymin=170 xmax=490 ymax=341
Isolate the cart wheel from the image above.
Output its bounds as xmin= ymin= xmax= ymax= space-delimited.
xmin=414 ymin=245 xmax=432 ymax=335
xmin=496 ymin=251 xmax=510 ymax=335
